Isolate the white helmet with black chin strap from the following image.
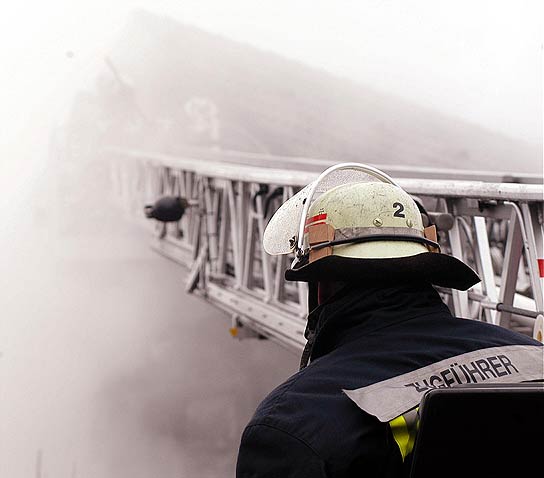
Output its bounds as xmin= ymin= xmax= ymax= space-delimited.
xmin=263 ymin=163 xmax=480 ymax=367
xmin=264 ymin=162 xmax=479 ymax=287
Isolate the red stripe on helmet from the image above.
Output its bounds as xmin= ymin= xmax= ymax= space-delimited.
xmin=538 ymin=259 xmax=544 ymax=278
xmin=305 ymin=213 xmax=327 ymax=226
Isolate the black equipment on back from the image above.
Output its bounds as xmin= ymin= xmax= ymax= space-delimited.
xmin=409 ymin=382 xmax=544 ymax=478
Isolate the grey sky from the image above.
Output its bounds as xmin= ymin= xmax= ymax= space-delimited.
xmin=1 ymin=0 xmax=542 ymax=155
xmin=157 ymin=0 xmax=543 ymax=146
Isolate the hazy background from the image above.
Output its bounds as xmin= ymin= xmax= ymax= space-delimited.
xmin=1 ymin=1 xmax=543 ymax=477
xmin=1 ymin=0 xmax=543 ymax=210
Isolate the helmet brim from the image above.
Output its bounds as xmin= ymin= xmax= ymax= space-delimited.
xmin=285 ymin=252 xmax=481 ymax=291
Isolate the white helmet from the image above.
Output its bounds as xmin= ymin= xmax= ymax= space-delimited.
xmin=263 ymin=163 xmax=479 ymax=290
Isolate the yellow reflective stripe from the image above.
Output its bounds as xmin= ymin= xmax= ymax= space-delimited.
xmin=389 ymin=415 xmax=411 ymax=460
xmin=389 ymin=407 xmax=419 ymax=461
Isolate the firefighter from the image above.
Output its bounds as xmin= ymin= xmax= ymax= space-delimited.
xmin=235 ymin=163 xmax=543 ymax=478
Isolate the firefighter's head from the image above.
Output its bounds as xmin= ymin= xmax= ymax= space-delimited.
xmin=263 ymin=163 xmax=480 ymax=309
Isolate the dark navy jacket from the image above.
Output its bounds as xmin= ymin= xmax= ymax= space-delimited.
xmin=236 ymin=284 xmax=543 ymax=478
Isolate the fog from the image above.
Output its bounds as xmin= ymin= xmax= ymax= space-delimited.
xmin=2 ymin=1 xmax=543 ymax=150
xmin=0 ymin=2 xmax=542 ymax=477
xmin=0 ymin=164 xmax=298 ymax=477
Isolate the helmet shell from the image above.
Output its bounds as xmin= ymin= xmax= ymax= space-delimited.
xmin=305 ymin=182 xmax=427 ymax=260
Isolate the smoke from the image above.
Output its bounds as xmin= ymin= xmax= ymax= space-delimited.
xmin=0 ymin=157 xmax=298 ymax=478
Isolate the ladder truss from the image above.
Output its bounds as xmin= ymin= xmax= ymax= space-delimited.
xmin=108 ymin=148 xmax=544 ymax=353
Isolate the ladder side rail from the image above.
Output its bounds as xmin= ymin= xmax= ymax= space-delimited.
xmin=107 ymin=147 xmax=543 ymax=185
xmin=113 ymin=150 xmax=543 ymax=200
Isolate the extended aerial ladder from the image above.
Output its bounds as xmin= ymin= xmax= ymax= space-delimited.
xmin=107 ymin=147 xmax=544 ymax=353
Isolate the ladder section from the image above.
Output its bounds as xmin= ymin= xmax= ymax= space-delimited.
xmin=109 ymin=149 xmax=544 ymax=352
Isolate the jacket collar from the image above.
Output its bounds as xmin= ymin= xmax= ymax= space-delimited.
xmin=308 ymin=283 xmax=451 ymax=363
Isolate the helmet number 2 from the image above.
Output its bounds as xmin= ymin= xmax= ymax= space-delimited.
xmin=393 ymin=202 xmax=406 ymax=218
